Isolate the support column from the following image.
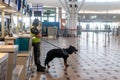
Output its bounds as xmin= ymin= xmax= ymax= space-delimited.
xmin=17 ymin=15 xmax=20 ymax=34
xmin=59 ymin=0 xmax=85 ymax=37
xmin=66 ymin=12 xmax=77 ymax=29
xmin=66 ymin=12 xmax=78 ymax=36
xmin=9 ymin=15 xmax=12 ymax=36
xmin=58 ymin=7 xmax=63 ymax=29
xmin=1 ymin=11 xmax=5 ymax=38
xmin=58 ymin=7 xmax=62 ymax=20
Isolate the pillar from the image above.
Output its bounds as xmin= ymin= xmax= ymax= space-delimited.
xmin=58 ymin=7 xmax=62 ymax=20
xmin=58 ymin=7 xmax=63 ymax=29
xmin=1 ymin=11 xmax=5 ymax=37
xmin=66 ymin=11 xmax=78 ymax=36
xmin=17 ymin=14 xmax=20 ymax=34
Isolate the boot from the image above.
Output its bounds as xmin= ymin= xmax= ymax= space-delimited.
xmin=37 ymin=65 xmax=46 ymax=72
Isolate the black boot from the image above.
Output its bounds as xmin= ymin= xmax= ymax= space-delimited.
xmin=37 ymin=65 xmax=46 ymax=72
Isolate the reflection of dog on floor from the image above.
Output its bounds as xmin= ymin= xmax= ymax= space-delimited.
xmin=44 ymin=45 xmax=78 ymax=69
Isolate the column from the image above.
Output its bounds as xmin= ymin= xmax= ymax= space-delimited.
xmin=17 ymin=14 xmax=20 ymax=34
xmin=58 ymin=7 xmax=62 ymax=20
xmin=66 ymin=12 xmax=78 ymax=36
xmin=1 ymin=11 xmax=5 ymax=37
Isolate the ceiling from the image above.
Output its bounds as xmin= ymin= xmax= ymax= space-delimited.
xmin=28 ymin=0 xmax=120 ymax=12
xmin=28 ymin=0 xmax=120 ymax=22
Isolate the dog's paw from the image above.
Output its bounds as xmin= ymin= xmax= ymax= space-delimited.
xmin=65 ymin=64 xmax=69 ymax=68
xmin=48 ymin=65 xmax=50 ymax=69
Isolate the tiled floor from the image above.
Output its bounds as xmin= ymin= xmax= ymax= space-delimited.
xmin=31 ymin=32 xmax=120 ymax=80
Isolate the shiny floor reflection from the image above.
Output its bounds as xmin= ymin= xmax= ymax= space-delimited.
xmin=31 ymin=32 xmax=120 ymax=80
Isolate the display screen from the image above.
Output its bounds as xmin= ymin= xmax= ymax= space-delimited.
xmin=18 ymin=0 xmax=21 ymax=11
xmin=9 ymin=0 xmax=17 ymax=9
xmin=23 ymin=0 xmax=27 ymax=7
xmin=3 ymin=0 xmax=10 ymax=5
xmin=29 ymin=8 xmax=32 ymax=17
xmin=27 ymin=4 xmax=30 ymax=12
xmin=22 ymin=8 xmax=26 ymax=15
xmin=34 ymin=11 xmax=42 ymax=17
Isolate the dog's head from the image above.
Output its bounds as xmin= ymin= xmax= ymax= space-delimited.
xmin=68 ymin=45 xmax=78 ymax=54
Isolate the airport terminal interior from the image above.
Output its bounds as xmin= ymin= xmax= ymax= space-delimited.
xmin=1 ymin=0 xmax=120 ymax=80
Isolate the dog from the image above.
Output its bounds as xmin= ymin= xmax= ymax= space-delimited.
xmin=44 ymin=45 xmax=78 ymax=69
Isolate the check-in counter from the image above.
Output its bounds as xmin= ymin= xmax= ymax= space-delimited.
xmin=0 ymin=45 xmax=18 ymax=80
xmin=18 ymin=34 xmax=32 ymax=52
xmin=0 ymin=53 xmax=8 ymax=80
xmin=17 ymin=52 xmax=31 ymax=80
xmin=5 ymin=35 xmax=18 ymax=45
xmin=5 ymin=34 xmax=32 ymax=52
xmin=16 ymin=34 xmax=33 ymax=80
xmin=4 ymin=34 xmax=32 ymax=80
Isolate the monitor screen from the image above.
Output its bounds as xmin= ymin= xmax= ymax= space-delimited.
xmin=22 ymin=9 xmax=26 ymax=15
xmin=3 ymin=0 xmax=10 ymax=5
xmin=34 ymin=11 xmax=42 ymax=17
xmin=23 ymin=0 xmax=27 ymax=7
xmin=15 ymin=0 xmax=17 ymax=4
xmin=29 ymin=8 xmax=32 ymax=17
xmin=27 ymin=4 xmax=30 ymax=12
xmin=9 ymin=0 xmax=17 ymax=9
xmin=18 ymin=0 xmax=21 ymax=11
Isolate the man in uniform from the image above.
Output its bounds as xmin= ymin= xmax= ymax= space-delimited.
xmin=31 ymin=19 xmax=45 ymax=72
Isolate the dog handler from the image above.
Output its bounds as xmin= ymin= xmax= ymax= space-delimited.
xmin=30 ymin=19 xmax=45 ymax=72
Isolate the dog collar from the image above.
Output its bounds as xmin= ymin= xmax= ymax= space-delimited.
xmin=62 ymin=49 xmax=68 ymax=56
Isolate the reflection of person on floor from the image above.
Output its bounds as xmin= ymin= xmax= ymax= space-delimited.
xmin=112 ymin=26 xmax=115 ymax=35
xmin=116 ymin=27 xmax=119 ymax=36
xmin=86 ymin=24 xmax=90 ymax=30
xmin=77 ymin=25 xmax=82 ymax=36
xmin=86 ymin=24 xmax=90 ymax=38
xmin=30 ymin=19 xmax=45 ymax=72
xmin=95 ymin=26 xmax=98 ymax=33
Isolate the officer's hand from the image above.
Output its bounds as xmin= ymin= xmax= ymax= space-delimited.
xmin=36 ymin=33 xmax=42 ymax=38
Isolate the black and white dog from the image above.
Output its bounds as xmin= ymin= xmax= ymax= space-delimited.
xmin=44 ymin=45 xmax=78 ymax=69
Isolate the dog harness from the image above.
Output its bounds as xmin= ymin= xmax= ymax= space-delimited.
xmin=62 ymin=49 xmax=68 ymax=56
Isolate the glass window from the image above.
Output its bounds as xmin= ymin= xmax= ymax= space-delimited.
xmin=49 ymin=17 xmax=55 ymax=22
xmin=42 ymin=17 xmax=47 ymax=22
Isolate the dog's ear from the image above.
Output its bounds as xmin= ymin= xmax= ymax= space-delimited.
xmin=69 ymin=45 xmax=72 ymax=48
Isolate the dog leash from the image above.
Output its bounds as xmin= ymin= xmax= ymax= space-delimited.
xmin=42 ymin=39 xmax=70 ymax=56
xmin=41 ymin=39 xmax=61 ymax=49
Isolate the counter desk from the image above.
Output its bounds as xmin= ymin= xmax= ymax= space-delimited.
xmin=0 ymin=45 xmax=18 ymax=80
xmin=0 ymin=53 xmax=8 ymax=80
xmin=5 ymin=34 xmax=32 ymax=52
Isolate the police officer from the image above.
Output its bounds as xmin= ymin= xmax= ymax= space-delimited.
xmin=31 ymin=19 xmax=45 ymax=72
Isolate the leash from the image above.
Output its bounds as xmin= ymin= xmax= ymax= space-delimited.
xmin=41 ymin=39 xmax=61 ymax=49
xmin=42 ymin=39 xmax=70 ymax=56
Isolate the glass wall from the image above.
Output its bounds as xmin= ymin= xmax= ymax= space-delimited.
xmin=79 ymin=22 xmax=119 ymax=30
